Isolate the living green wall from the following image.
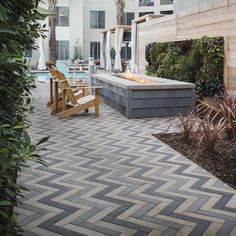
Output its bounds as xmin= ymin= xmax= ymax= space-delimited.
xmin=145 ymin=36 xmax=224 ymax=97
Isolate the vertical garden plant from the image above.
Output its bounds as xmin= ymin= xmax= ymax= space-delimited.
xmin=145 ymin=36 xmax=224 ymax=97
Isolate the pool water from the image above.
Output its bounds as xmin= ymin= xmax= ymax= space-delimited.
xmin=32 ymin=72 xmax=87 ymax=81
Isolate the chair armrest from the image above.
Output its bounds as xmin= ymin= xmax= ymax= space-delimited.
xmin=65 ymin=85 xmax=102 ymax=90
xmin=55 ymin=79 xmax=67 ymax=83
xmin=75 ymin=86 xmax=102 ymax=90
xmin=62 ymin=86 xmax=102 ymax=90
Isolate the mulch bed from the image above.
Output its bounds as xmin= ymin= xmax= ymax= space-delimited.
xmin=153 ymin=133 xmax=236 ymax=189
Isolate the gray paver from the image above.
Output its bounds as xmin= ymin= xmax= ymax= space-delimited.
xmin=16 ymin=82 xmax=236 ymax=236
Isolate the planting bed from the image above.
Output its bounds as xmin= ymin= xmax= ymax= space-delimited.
xmin=154 ymin=133 xmax=236 ymax=189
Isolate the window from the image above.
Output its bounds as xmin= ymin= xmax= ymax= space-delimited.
xmin=121 ymin=42 xmax=131 ymax=60
xmin=139 ymin=12 xmax=154 ymax=17
xmin=90 ymin=11 xmax=105 ymax=29
xmin=90 ymin=42 xmax=100 ymax=59
xmin=56 ymin=41 xmax=69 ymax=60
xmin=56 ymin=7 xmax=69 ymax=26
xmin=25 ymin=49 xmax=32 ymax=58
xmin=123 ymin=12 xmax=135 ymax=25
xmin=139 ymin=0 xmax=154 ymax=7
xmin=160 ymin=10 xmax=173 ymax=15
xmin=160 ymin=0 xmax=173 ymax=5
xmin=123 ymin=32 xmax=131 ymax=42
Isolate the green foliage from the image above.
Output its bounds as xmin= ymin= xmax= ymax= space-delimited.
xmin=0 ymin=0 xmax=48 ymax=234
xmin=196 ymin=37 xmax=224 ymax=97
xmin=146 ymin=36 xmax=224 ymax=97
xmin=110 ymin=47 xmax=116 ymax=60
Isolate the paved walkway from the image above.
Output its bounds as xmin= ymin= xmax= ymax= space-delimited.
xmin=16 ymin=83 xmax=236 ymax=236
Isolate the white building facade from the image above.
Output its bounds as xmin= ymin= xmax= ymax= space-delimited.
xmin=30 ymin=0 xmax=174 ymax=65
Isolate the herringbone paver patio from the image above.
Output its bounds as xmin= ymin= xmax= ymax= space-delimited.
xmin=16 ymin=82 xmax=236 ymax=236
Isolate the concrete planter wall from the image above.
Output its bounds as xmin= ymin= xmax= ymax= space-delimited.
xmin=92 ymin=74 xmax=196 ymax=118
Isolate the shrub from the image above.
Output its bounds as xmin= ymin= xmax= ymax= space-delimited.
xmin=176 ymin=111 xmax=198 ymax=142
xmin=145 ymin=36 xmax=224 ymax=97
xmin=198 ymin=92 xmax=236 ymax=142
xmin=195 ymin=115 xmax=226 ymax=153
xmin=110 ymin=47 xmax=116 ymax=60
xmin=0 ymin=0 xmax=47 ymax=234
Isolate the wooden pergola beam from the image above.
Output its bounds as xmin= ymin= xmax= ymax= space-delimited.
xmin=132 ymin=14 xmax=163 ymax=24
xmin=101 ymin=25 xmax=132 ymax=34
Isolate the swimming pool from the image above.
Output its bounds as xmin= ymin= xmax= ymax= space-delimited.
xmin=32 ymin=72 xmax=87 ymax=81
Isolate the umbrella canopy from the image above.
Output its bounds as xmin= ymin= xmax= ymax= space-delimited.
xmin=130 ymin=22 xmax=138 ymax=74
xmin=100 ymin=33 xmax=106 ymax=69
xmin=114 ymin=27 xmax=124 ymax=71
xmin=38 ymin=36 xmax=46 ymax=70
xmin=106 ymin=31 xmax=112 ymax=71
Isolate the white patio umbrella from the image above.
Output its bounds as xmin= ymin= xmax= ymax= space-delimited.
xmin=106 ymin=31 xmax=112 ymax=71
xmin=130 ymin=22 xmax=138 ymax=74
xmin=38 ymin=36 xmax=46 ymax=70
xmin=100 ymin=33 xmax=106 ymax=69
xmin=114 ymin=27 xmax=124 ymax=71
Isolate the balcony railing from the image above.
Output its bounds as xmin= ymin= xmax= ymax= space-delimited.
xmin=139 ymin=0 xmax=154 ymax=7
xmin=160 ymin=0 xmax=173 ymax=5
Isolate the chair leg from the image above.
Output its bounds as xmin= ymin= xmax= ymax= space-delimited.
xmin=95 ymin=97 xmax=99 ymax=116
xmin=62 ymin=90 xmax=66 ymax=111
xmin=54 ymin=81 xmax=59 ymax=114
xmin=94 ymin=89 xmax=100 ymax=116
xmin=47 ymin=78 xmax=54 ymax=107
xmin=95 ymin=105 xmax=99 ymax=116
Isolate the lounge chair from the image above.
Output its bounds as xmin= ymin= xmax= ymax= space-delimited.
xmin=48 ymin=68 xmax=85 ymax=115
xmin=53 ymin=70 xmax=101 ymax=119
xmin=56 ymin=62 xmax=72 ymax=79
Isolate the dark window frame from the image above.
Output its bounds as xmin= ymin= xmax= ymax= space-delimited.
xmin=56 ymin=40 xmax=70 ymax=60
xmin=123 ymin=12 xmax=135 ymax=25
xmin=90 ymin=11 xmax=105 ymax=29
xmin=90 ymin=42 xmax=100 ymax=59
xmin=56 ymin=6 xmax=70 ymax=27
xmin=160 ymin=0 xmax=173 ymax=5
xmin=139 ymin=0 xmax=154 ymax=7
xmin=121 ymin=41 xmax=131 ymax=60
xmin=160 ymin=10 xmax=173 ymax=15
xmin=139 ymin=11 xmax=154 ymax=17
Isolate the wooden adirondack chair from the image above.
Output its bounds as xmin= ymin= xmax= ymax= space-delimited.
xmin=54 ymin=70 xmax=101 ymax=119
xmin=48 ymin=68 xmax=85 ymax=115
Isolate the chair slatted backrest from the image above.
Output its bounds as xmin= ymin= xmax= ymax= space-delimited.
xmin=49 ymin=68 xmax=58 ymax=79
xmin=56 ymin=62 xmax=71 ymax=79
xmin=54 ymin=70 xmax=78 ymax=105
